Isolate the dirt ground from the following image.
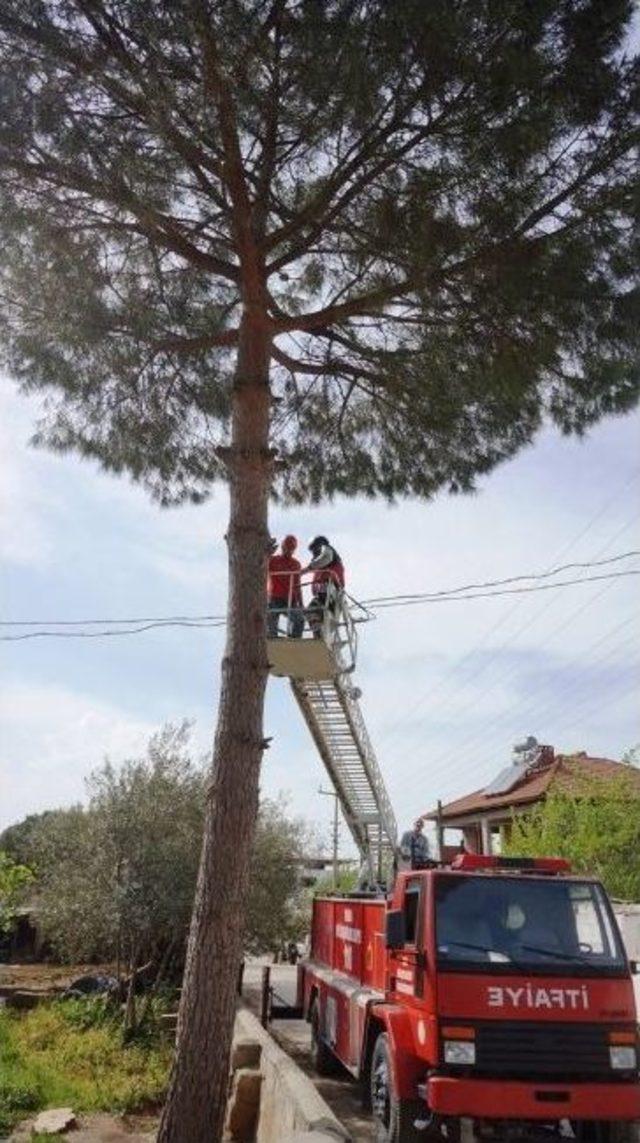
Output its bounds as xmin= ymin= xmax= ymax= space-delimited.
xmin=0 ymin=963 xmax=117 ymax=994
xmin=8 ymin=1112 xmax=157 ymax=1141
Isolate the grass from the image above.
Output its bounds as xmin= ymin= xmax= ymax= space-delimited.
xmin=0 ymin=1000 xmax=172 ymax=1137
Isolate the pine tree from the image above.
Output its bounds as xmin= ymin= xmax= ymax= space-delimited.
xmin=0 ymin=3 xmax=638 ymax=1138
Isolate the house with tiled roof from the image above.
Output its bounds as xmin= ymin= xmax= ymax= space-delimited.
xmin=425 ymin=739 xmax=640 ymax=857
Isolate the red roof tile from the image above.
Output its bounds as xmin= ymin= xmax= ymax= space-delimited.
xmin=425 ymin=753 xmax=640 ymax=823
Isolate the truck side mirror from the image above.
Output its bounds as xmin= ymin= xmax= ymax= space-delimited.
xmin=386 ymin=909 xmax=406 ymax=950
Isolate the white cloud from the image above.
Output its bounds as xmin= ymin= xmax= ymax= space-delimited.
xmin=0 ymin=682 xmax=155 ymax=829
xmin=0 ymin=379 xmax=231 ymax=618
xmin=0 ymin=384 xmax=59 ymax=566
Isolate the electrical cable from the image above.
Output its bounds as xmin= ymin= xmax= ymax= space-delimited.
xmin=3 ymin=552 xmax=638 ymax=631
xmin=0 ymin=619 xmax=227 ymax=642
xmin=374 ymin=473 xmax=640 ymax=749
xmin=360 ymin=550 xmax=640 ymax=605
xmin=366 ymin=569 xmax=640 ymax=609
xmin=427 ymin=621 xmax=640 ymax=791
xmin=542 ymin=678 xmax=640 ymax=743
xmin=0 ymin=613 xmax=228 ymax=628
xmin=2 ymin=566 xmax=638 ymax=641
xmin=384 ymin=570 xmax=635 ymax=768
xmin=2 ymin=566 xmax=635 ymax=640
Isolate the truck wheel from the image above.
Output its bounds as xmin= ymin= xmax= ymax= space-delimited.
xmin=309 ymin=999 xmax=337 ymax=1076
xmin=370 ymin=1033 xmax=424 ymax=1142
xmin=603 ymin=1126 xmax=637 ymax=1143
xmin=580 ymin=1124 xmax=637 ymax=1143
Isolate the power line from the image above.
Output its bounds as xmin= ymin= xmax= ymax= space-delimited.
xmin=366 ymin=569 xmax=640 ymax=610
xmin=375 ymin=475 xmax=640 ymax=750
xmin=0 ymin=613 xmax=228 ymax=628
xmin=376 ymin=512 xmax=640 ymax=767
xmin=454 ymin=623 xmax=639 ymax=775
xmin=0 ymin=619 xmax=227 ymax=642
xmin=2 ymin=568 xmax=638 ymax=642
xmin=2 ymin=568 xmax=638 ymax=641
xmin=360 ymin=550 xmax=640 ymax=605
xmin=3 ymin=551 xmax=638 ymax=632
xmin=383 ymin=570 xmax=635 ymax=765
xmin=543 ymin=678 xmax=640 ymax=744
xmin=392 ymin=608 xmax=640 ymax=795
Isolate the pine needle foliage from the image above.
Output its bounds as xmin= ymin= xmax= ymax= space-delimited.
xmin=0 ymin=1 xmax=638 ymax=506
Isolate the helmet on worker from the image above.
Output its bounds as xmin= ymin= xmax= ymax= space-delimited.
xmin=309 ymin=535 xmax=329 ymax=555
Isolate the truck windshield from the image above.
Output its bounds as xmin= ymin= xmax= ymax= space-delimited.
xmin=435 ymin=874 xmax=626 ymax=974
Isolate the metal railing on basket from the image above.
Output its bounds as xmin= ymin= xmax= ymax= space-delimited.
xmin=266 ymin=569 xmax=362 ymax=674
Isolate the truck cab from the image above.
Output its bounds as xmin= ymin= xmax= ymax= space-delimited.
xmin=299 ymin=855 xmax=640 ymax=1142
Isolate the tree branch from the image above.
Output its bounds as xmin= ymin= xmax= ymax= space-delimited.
xmin=1 ymin=152 xmax=238 ymax=281
xmin=197 ymin=4 xmax=265 ymax=303
xmin=252 ymin=0 xmax=283 ymax=240
xmin=0 ymin=6 xmax=229 ymax=213
xmin=271 ymin=343 xmax=382 ymax=386
xmin=154 ymin=328 xmax=240 ymax=354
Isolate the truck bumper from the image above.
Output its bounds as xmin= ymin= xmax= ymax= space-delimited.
xmin=427 ymin=1077 xmax=640 ymax=1121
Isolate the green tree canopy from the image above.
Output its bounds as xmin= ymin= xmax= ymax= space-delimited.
xmin=246 ymin=797 xmax=315 ymax=952
xmin=0 ymin=2 xmax=637 ymax=505
xmin=0 ymin=851 xmax=34 ymax=936
xmin=5 ymin=727 xmax=311 ymax=962
xmin=0 ymin=811 xmax=61 ymax=868
xmin=504 ymin=770 xmax=640 ymax=901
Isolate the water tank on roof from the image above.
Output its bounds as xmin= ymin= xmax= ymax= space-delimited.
xmin=513 ymin=735 xmax=538 ymax=757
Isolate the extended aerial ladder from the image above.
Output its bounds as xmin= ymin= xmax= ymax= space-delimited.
xmin=267 ymin=591 xmax=398 ymax=883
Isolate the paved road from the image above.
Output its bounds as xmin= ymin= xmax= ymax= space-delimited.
xmin=242 ymin=962 xmax=373 ymax=1142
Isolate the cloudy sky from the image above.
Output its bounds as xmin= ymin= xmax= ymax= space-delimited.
xmin=1 ymin=378 xmax=639 ymax=854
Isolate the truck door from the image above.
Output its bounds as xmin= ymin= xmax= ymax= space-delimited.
xmin=391 ymin=876 xmax=426 ymax=1002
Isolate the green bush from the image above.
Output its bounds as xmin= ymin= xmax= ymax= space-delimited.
xmin=504 ymin=769 xmax=640 ymax=901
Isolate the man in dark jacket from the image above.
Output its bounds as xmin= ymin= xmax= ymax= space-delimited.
xmin=399 ymin=818 xmax=430 ymax=870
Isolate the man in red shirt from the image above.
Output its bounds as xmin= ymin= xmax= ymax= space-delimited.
xmin=267 ymin=534 xmax=304 ymax=638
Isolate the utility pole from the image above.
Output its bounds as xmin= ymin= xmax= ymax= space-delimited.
xmin=318 ymin=786 xmax=340 ymax=889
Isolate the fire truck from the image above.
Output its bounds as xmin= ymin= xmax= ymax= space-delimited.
xmin=267 ymin=593 xmax=640 ymax=1141
xmin=298 ymin=856 xmax=640 ymax=1142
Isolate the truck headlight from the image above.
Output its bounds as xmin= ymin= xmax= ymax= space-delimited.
xmin=444 ymin=1040 xmax=476 ymax=1065
xmin=609 ymin=1046 xmax=637 ymax=1070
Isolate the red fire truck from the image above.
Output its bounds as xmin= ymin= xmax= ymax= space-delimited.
xmin=298 ymin=854 xmax=640 ymax=1143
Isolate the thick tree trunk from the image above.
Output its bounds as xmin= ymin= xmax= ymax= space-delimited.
xmin=157 ymin=307 xmax=272 ymax=1143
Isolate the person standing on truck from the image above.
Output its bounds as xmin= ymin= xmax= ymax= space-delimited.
xmin=267 ymin=534 xmax=304 ymax=638
xmin=399 ymin=817 xmax=430 ymax=869
xmin=304 ymin=535 xmax=345 ymax=638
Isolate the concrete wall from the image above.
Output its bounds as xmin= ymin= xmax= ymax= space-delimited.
xmin=232 ymin=1008 xmax=350 ymax=1143
xmin=613 ymin=903 xmax=640 ymax=1013
xmin=614 ymin=903 xmax=640 ymax=957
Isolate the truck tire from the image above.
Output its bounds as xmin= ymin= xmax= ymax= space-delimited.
xmin=309 ymin=999 xmax=337 ymax=1076
xmin=370 ymin=1032 xmax=425 ymax=1142
xmin=579 ymin=1123 xmax=638 ymax=1143
xmin=601 ymin=1125 xmax=638 ymax=1143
